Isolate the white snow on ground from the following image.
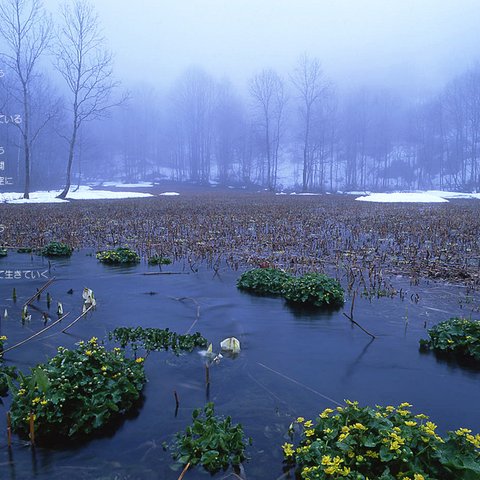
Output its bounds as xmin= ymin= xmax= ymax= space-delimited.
xmin=356 ymin=192 xmax=449 ymax=203
xmin=425 ymin=190 xmax=480 ymax=200
xmin=159 ymin=191 xmax=180 ymax=196
xmin=1 ymin=186 xmax=153 ymax=204
xmin=101 ymin=181 xmax=154 ymax=188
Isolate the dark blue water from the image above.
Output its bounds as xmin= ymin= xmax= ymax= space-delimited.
xmin=0 ymin=251 xmax=479 ymax=479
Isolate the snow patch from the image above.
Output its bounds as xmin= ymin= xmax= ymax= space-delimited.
xmin=159 ymin=191 xmax=180 ymax=196
xmin=356 ymin=192 xmax=449 ymax=203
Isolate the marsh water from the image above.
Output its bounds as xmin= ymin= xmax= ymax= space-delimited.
xmin=0 ymin=251 xmax=479 ymax=479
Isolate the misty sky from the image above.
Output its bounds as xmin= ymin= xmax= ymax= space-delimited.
xmin=42 ymin=0 xmax=480 ymax=95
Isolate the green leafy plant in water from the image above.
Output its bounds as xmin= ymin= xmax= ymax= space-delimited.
xmin=96 ymin=247 xmax=140 ymax=264
xmin=108 ymin=327 xmax=207 ymax=355
xmin=169 ymin=402 xmax=250 ymax=473
xmin=282 ymin=273 xmax=344 ymax=307
xmin=41 ymin=241 xmax=73 ymax=257
xmin=148 ymin=255 xmax=172 ymax=265
xmin=17 ymin=247 xmax=33 ymax=253
xmin=284 ymin=401 xmax=480 ymax=480
xmin=237 ymin=268 xmax=292 ymax=295
xmin=0 ymin=248 xmax=8 ymax=257
xmin=420 ymin=317 xmax=480 ymax=361
xmin=0 ymin=335 xmax=17 ymax=397
xmin=9 ymin=337 xmax=145 ymax=441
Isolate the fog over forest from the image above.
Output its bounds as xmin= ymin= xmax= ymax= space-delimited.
xmin=1 ymin=0 xmax=480 ymax=197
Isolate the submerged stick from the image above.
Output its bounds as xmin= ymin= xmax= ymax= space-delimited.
xmin=257 ymin=362 xmax=342 ymax=406
xmin=6 ymin=412 xmax=11 ymax=447
xmin=23 ymin=277 xmax=56 ymax=307
xmin=1 ymin=312 xmax=70 ymax=356
xmin=174 ymin=390 xmax=180 ymax=409
xmin=172 ymin=297 xmax=200 ymax=334
xmin=177 ymin=462 xmax=190 ymax=480
xmin=342 ymin=313 xmax=376 ymax=339
xmin=61 ymin=304 xmax=94 ymax=333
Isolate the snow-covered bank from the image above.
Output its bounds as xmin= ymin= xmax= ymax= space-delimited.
xmin=0 ymin=186 xmax=153 ymax=204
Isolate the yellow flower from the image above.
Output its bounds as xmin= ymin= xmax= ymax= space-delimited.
xmin=18 ymin=388 xmax=26 ymax=396
xmin=89 ymin=337 xmax=98 ymax=344
xmin=305 ymin=429 xmax=315 ymax=437
xmin=319 ymin=408 xmax=334 ymax=418
xmin=296 ymin=417 xmax=305 ymax=423
xmin=353 ymin=422 xmax=367 ymax=430
xmin=304 ymin=420 xmax=313 ymax=428
xmin=414 ymin=475 xmax=425 ymax=480
xmin=0 ymin=335 xmax=7 ymax=341
xmin=282 ymin=442 xmax=295 ymax=457
xmin=40 ymin=400 xmax=48 ymax=406
xmin=32 ymin=397 xmax=41 ymax=405
xmin=405 ymin=421 xmax=417 ymax=427
xmin=85 ymin=350 xmax=92 ymax=356
xmin=101 ymin=366 xmax=107 ymax=371
xmin=135 ymin=357 xmax=145 ymax=363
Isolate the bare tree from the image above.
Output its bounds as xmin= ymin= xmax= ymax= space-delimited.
xmin=171 ymin=67 xmax=216 ymax=183
xmin=0 ymin=0 xmax=51 ymax=198
xmin=249 ymin=69 xmax=287 ymax=190
xmin=54 ymin=0 xmax=121 ymax=199
xmin=291 ymin=54 xmax=327 ymax=191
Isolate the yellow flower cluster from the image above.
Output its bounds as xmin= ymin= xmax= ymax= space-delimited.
xmin=282 ymin=442 xmax=295 ymax=457
xmin=135 ymin=357 xmax=145 ymax=363
xmin=455 ymin=428 xmax=480 ymax=448
xmin=301 ymin=465 xmax=320 ymax=479
xmin=321 ymin=455 xmax=350 ymax=476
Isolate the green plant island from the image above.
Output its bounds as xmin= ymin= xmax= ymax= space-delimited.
xmin=283 ymin=401 xmax=480 ymax=480
xmin=168 ymin=402 xmax=250 ymax=474
xmin=41 ymin=241 xmax=73 ymax=257
xmin=108 ymin=327 xmax=208 ymax=356
xmin=9 ymin=337 xmax=145 ymax=441
xmin=420 ymin=317 xmax=480 ymax=362
xmin=237 ymin=268 xmax=344 ymax=307
xmin=96 ymin=246 xmax=140 ymax=264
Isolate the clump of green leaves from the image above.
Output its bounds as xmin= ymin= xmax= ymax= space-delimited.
xmin=10 ymin=337 xmax=145 ymax=441
xmin=284 ymin=401 xmax=480 ymax=480
xmin=17 ymin=247 xmax=33 ymax=253
xmin=237 ymin=268 xmax=292 ymax=295
xmin=170 ymin=403 xmax=249 ymax=473
xmin=283 ymin=273 xmax=344 ymax=307
xmin=148 ymin=255 xmax=172 ymax=265
xmin=41 ymin=241 xmax=73 ymax=257
xmin=96 ymin=247 xmax=140 ymax=264
xmin=109 ymin=327 xmax=207 ymax=355
xmin=420 ymin=317 xmax=480 ymax=361
xmin=0 ymin=365 xmax=17 ymax=397
xmin=0 ymin=335 xmax=17 ymax=397
xmin=0 ymin=248 xmax=8 ymax=257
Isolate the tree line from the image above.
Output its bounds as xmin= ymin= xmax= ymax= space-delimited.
xmin=1 ymin=0 xmax=480 ymax=196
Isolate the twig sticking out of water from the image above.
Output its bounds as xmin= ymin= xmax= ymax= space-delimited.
xmin=1 ymin=312 xmax=70 ymax=356
xmin=23 ymin=277 xmax=56 ymax=308
xmin=29 ymin=413 xmax=35 ymax=447
xmin=342 ymin=292 xmax=376 ymax=340
xmin=174 ymin=390 xmax=180 ymax=417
